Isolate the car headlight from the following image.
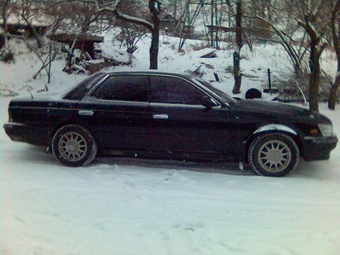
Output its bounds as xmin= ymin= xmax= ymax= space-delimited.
xmin=318 ymin=124 xmax=333 ymax=137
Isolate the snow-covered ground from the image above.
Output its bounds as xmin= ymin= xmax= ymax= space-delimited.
xmin=1 ymin=34 xmax=340 ymax=255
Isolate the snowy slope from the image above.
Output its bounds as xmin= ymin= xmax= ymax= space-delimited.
xmin=1 ymin=34 xmax=340 ymax=255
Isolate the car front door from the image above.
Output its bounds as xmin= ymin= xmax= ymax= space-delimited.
xmin=76 ymin=74 xmax=149 ymax=151
xmin=148 ymin=75 xmax=231 ymax=155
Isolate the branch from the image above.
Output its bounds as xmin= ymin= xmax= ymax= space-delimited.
xmin=110 ymin=9 xmax=153 ymax=31
xmin=311 ymin=0 xmax=326 ymax=18
xmin=253 ymin=15 xmax=302 ymax=68
xmin=317 ymin=42 xmax=328 ymax=59
xmin=44 ymin=0 xmax=154 ymax=30
xmin=92 ymin=0 xmax=154 ymax=31
xmin=298 ymin=17 xmax=321 ymax=46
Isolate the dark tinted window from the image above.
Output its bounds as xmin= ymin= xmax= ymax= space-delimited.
xmin=192 ymin=77 xmax=236 ymax=104
xmin=91 ymin=75 xmax=148 ymax=102
xmin=64 ymin=72 xmax=105 ymax=100
xmin=150 ymin=76 xmax=206 ymax=104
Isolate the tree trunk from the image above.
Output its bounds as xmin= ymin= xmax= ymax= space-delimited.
xmin=233 ymin=51 xmax=242 ymax=94
xmin=328 ymin=71 xmax=340 ymax=109
xmin=309 ymin=46 xmax=320 ymax=112
xmin=232 ymin=0 xmax=243 ymax=94
xmin=149 ymin=27 xmax=159 ymax=69
xmin=109 ymin=0 xmax=160 ymax=70
xmin=149 ymin=0 xmax=160 ymax=70
xmin=328 ymin=0 xmax=340 ymax=110
xmin=1 ymin=0 xmax=10 ymax=47
xmin=299 ymin=17 xmax=324 ymax=112
xmin=2 ymin=0 xmax=8 ymax=25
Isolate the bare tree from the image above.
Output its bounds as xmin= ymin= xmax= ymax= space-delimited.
xmin=45 ymin=1 xmax=104 ymax=34
xmin=9 ymin=0 xmax=44 ymax=48
xmin=117 ymin=26 xmax=146 ymax=54
xmin=1 ymin=0 xmax=11 ymax=37
xmin=44 ymin=0 xmax=112 ymax=73
xmin=298 ymin=18 xmax=326 ymax=111
xmin=247 ymin=0 xmax=278 ymax=22
xmin=93 ymin=0 xmax=161 ymax=69
xmin=26 ymin=39 xmax=58 ymax=84
xmin=296 ymin=0 xmax=330 ymax=111
xmin=251 ymin=15 xmax=306 ymax=77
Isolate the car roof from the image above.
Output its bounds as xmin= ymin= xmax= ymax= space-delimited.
xmin=102 ymin=70 xmax=194 ymax=79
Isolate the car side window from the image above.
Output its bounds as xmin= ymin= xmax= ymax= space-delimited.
xmin=150 ymin=76 xmax=206 ymax=105
xmin=64 ymin=72 xmax=105 ymax=100
xmin=91 ymin=75 xmax=148 ymax=102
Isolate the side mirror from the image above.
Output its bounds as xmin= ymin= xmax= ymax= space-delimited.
xmin=201 ymin=95 xmax=215 ymax=109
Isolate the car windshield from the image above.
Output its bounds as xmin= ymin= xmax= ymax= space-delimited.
xmin=191 ymin=77 xmax=236 ymax=104
xmin=63 ymin=72 xmax=106 ymax=100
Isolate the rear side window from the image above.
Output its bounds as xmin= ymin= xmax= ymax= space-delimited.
xmin=91 ymin=75 xmax=148 ymax=102
xmin=150 ymin=76 xmax=206 ymax=105
xmin=64 ymin=72 xmax=105 ymax=100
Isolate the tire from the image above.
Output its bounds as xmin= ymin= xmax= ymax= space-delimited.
xmin=245 ymin=88 xmax=262 ymax=99
xmin=248 ymin=133 xmax=299 ymax=177
xmin=52 ymin=124 xmax=97 ymax=167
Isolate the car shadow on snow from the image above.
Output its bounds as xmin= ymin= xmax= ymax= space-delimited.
xmin=92 ymin=157 xmax=254 ymax=176
xmin=7 ymin=145 xmax=339 ymax=180
xmin=7 ymin=144 xmax=253 ymax=176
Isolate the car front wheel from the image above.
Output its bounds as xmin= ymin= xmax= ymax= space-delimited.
xmin=248 ymin=133 xmax=299 ymax=177
xmin=52 ymin=124 xmax=97 ymax=167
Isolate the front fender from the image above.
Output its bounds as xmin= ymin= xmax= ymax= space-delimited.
xmin=253 ymin=124 xmax=297 ymax=136
xmin=243 ymin=124 xmax=299 ymax=162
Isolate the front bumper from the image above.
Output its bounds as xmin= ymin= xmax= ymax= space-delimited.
xmin=302 ymin=134 xmax=338 ymax=161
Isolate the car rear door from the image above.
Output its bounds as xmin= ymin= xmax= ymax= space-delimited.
xmin=148 ymin=75 xmax=231 ymax=154
xmin=76 ymin=74 xmax=149 ymax=151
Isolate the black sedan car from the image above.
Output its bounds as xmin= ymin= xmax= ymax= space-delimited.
xmin=3 ymin=71 xmax=338 ymax=177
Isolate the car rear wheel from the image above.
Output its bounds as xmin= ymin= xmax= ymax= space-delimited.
xmin=248 ymin=133 xmax=299 ymax=177
xmin=52 ymin=124 xmax=97 ymax=167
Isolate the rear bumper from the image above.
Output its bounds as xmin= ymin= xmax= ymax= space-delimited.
xmin=3 ymin=122 xmax=49 ymax=146
xmin=302 ymin=135 xmax=338 ymax=161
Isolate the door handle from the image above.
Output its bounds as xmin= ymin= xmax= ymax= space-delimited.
xmin=78 ymin=110 xmax=94 ymax=116
xmin=153 ymin=114 xmax=169 ymax=120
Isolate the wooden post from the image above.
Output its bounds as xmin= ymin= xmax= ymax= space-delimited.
xmin=268 ymin=68 xmax=272 ymax=94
